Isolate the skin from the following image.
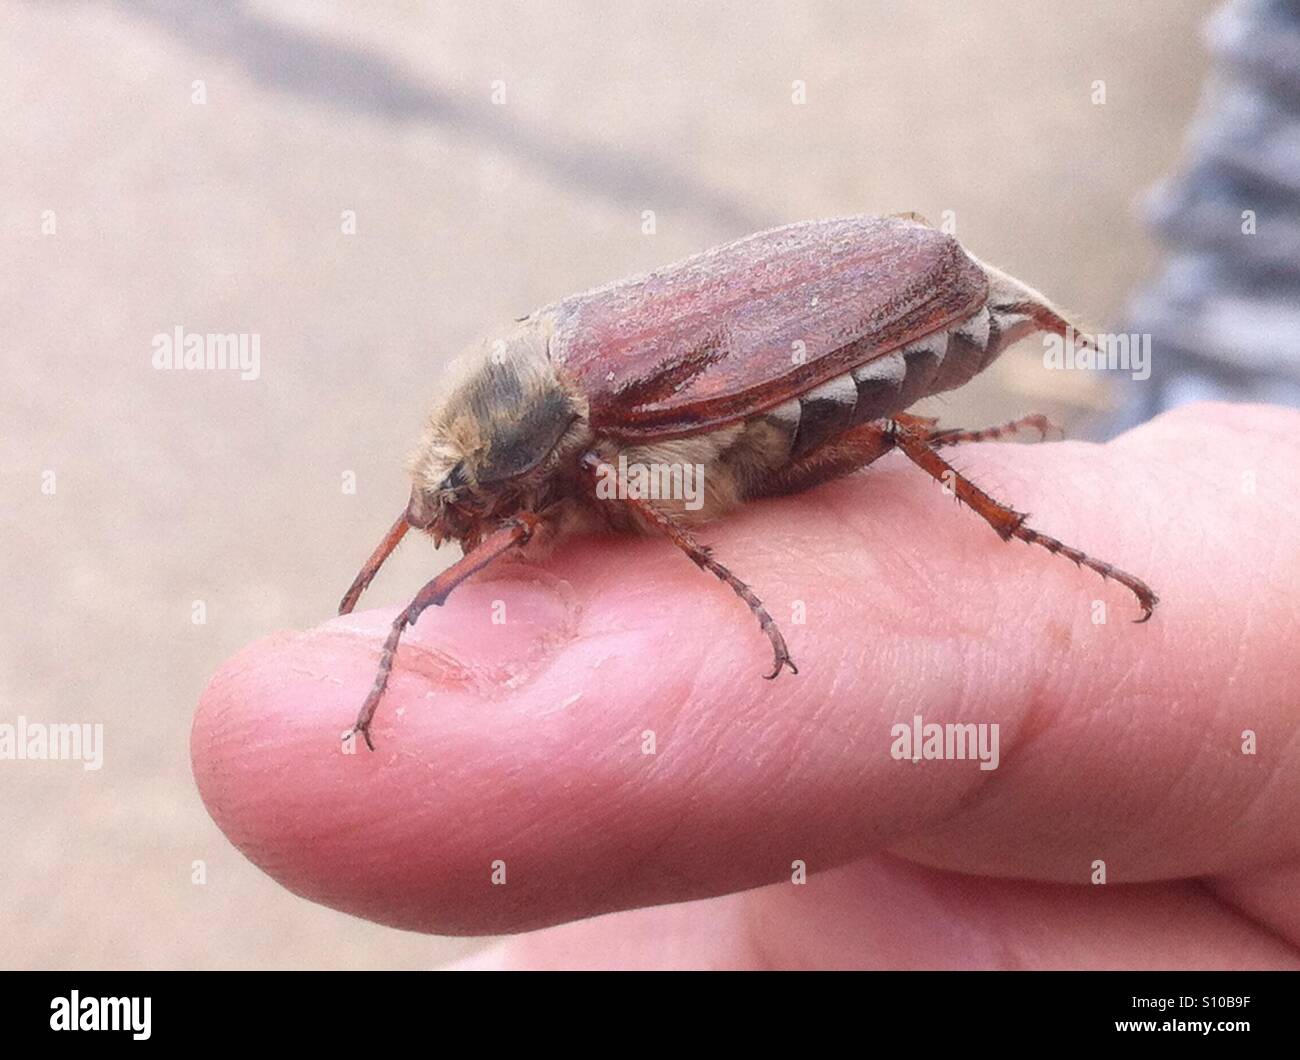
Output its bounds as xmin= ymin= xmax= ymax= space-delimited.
xmin=191 ymin=402 xmax=1300 ymax=969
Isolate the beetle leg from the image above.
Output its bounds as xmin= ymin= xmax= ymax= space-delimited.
xmin=889 ymin=210 xmax=934 ymax=227
xmin=916 ymin=413 xmax=1063 ymax=448
xmin=888 ymin=422 xmax=1158 ymax=621
xmin=344 ymin=514 xmax=540 ymax=751
xmin=649 ymin=512 xmax=799 ymax=679
xmin=579 ymin=452 xmax=797 ymax=679
xmin=750 ymin=412 xmax=1061 ymax=499
xmin=753 ymin=421 xmax=900 ymax=497
xmin=751 ymin=412 xmax=1059 ymax=498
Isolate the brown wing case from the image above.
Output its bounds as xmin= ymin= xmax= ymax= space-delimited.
xmin=545 ymin=215 xmax=988 ymax=442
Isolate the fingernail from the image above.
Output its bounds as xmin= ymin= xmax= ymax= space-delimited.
xmin=321 ymin=567 xmax=580 ymax=690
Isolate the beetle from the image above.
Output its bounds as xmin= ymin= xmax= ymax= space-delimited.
xmin=338 ymin=213 xmax=1158 ymax=750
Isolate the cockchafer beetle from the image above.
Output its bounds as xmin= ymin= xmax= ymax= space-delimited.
xmin=339 ymin=213 xmax=1157 ymax=750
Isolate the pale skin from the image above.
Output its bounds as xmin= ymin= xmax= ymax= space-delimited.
xmin=191 ymin=403 xmax=1300 ymax=969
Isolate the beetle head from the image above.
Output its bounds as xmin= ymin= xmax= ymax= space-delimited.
xmin=406 ymin=323 xmax=583 ymax=545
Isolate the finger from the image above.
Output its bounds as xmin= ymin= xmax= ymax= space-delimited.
xmin=192 ymin=402 xmax=1300 ymax=934
xmin=452 ymin=855 xmax=1300 ymax=969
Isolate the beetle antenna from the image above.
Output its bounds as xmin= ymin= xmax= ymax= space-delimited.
xmin=338 ymin=511 xmax=411 ymax=615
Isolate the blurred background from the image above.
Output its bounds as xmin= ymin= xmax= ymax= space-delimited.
xmin=2 ymin=0 xmax=1265 ymax=968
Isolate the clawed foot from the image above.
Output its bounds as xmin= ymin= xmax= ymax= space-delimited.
xmin=342 ymin=721 xmax=376 ymax=752
xmin=763 ymin=644 xmax=799 ymax=680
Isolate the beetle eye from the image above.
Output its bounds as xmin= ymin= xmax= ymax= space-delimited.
xmin=440 ymin=462 xmax=468 ymax=493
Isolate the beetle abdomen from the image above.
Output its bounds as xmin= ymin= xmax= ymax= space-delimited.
xmin=776 ymin=302 xmax=1035 ymax=460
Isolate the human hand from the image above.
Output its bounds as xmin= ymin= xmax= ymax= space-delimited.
xmin=191 ymin=402 xmax=1300 ymax=968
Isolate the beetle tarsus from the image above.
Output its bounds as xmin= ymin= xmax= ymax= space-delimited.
xmin=343 ymin=723 xmax=376 ymax=752
xmin=764 ymin=648 xmax=798 ymax=680
xmin=891 ymin=422 xmax=1160 ymax=623
xmin=346 ymin=608 xmax=410 ymax=751
xmin=925 ymin=413 xmax=1062 ymax=448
